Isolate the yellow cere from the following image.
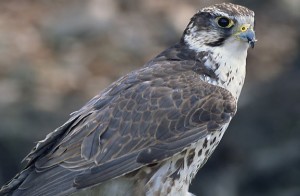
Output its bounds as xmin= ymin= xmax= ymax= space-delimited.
xmin=240 ymin=24 xmax=251 ymax=32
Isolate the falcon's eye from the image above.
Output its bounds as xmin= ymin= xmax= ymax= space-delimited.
xmin=216 ymin=17 xmax=234 ymax=28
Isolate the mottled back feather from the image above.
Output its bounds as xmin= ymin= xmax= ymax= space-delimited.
xmin=1 ymin=43 xmax=236 ymax=196
xmin=0 ymin=2 xmax=255 ymax=195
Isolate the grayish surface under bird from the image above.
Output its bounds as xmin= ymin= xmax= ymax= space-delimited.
xmin=0 ymin=3 xmax=255 ymax=196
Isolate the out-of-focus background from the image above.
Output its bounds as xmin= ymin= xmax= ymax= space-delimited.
xmin=0 ymin=0 xmax=299 ymax=195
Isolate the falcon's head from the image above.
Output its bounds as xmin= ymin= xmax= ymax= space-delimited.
xmin=182 ymin=3 xmax=256 ymax=51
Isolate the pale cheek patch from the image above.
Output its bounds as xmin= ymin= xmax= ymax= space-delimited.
xmin=184 ymin=29 xmax=220 ymax=52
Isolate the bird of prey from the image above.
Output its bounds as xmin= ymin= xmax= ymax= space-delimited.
xmin=1 ymin=3 xmax=256 ymax=196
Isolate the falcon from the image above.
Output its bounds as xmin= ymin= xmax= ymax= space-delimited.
xmin=1 ymin=3 xmax=256 ymax=196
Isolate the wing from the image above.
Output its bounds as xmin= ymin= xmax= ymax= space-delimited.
xmin=0 ymin=60 xmax=236 ymax=196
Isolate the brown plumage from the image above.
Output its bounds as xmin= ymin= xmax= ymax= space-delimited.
xmin=1 ymin=3 xmax=255 ymax=196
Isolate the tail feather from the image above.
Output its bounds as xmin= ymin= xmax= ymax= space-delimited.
xmin=0 ymin=166 xmax=79 ymax=196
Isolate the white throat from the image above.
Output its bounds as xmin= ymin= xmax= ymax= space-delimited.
xmin=185 ymin=35 xmax=249 ymax=99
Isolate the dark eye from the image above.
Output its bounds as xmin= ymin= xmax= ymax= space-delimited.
xmin=216 ymin=17 xmax=234 ymax=28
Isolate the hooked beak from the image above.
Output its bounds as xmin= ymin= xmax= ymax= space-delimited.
xmin=236 ymin=24 xmax=257 ymax=48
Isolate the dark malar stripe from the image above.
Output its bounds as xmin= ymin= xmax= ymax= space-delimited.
xmin=205 ymin=37 xmax=226 ymax=47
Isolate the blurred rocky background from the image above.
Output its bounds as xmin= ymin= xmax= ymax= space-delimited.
xmin=0 ymin=0 xmax=299 ymax=195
